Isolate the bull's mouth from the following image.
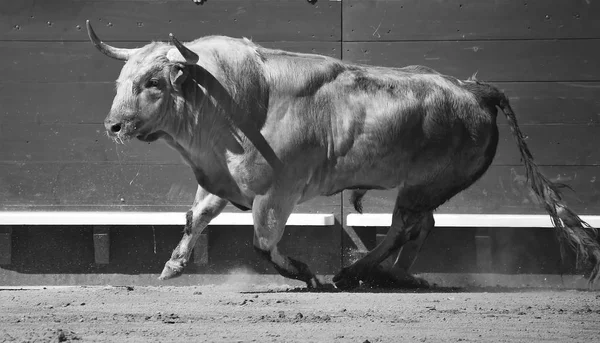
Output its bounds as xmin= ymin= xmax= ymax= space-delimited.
xmin=136 ymin=130 xmax=166 ymax=142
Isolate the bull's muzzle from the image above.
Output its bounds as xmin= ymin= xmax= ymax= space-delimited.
xmin=104 ymin=118 xmax=122 ymax=135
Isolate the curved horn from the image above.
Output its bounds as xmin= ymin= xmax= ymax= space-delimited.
xmin=169 ymin=33 xmax=199 ymax=64
xmin=86 ymin=20 xmax=138 ymax=61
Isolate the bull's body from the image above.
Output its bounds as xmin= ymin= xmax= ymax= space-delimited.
xmin=169 ymin=43 xmax=496 ymax=214
xmin=87 ymin=22 xmax=600 ymax=289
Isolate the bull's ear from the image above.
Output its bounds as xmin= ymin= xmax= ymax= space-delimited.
xmin=170 ymin=64 xmax=188 ymax=92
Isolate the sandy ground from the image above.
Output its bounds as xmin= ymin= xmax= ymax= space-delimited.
xmin=1 ymin=283 xmax=599 ymax=343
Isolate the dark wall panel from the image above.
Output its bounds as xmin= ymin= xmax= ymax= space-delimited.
xmin=343 ymin=166 xmax=600 ymax=215
xmin=0 ymin=124 xmax=183 ymax=164
xmin=494 ymin=125 xmax=600 ymax=166
xmin=343 ymin=40 xmax=600 ymax=82
xmin=0 ymin=83 xmax=112 ymax=125
xmin=0 ymin=163 xmax=197 ymax=210
xmin=344 ymin=0 xmax=600 ymax=41
xmin=500 ymin=82 xmax=600 ymax=125
xmin=1 ymin=0 xmax=341 ymax=42
xmin=3 ymin=224 xmax=342 ymax=277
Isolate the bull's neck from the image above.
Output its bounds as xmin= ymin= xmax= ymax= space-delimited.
xmin=167 ymin=109 xmax=229 ymax=159
xmin=163 ymin=37 xmax=277 ymax=169
xmin=161 ymin=122 xmax=245 ymax=203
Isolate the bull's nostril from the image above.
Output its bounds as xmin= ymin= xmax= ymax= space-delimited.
xmin=110 ymin=123 xmax=122 ymax=133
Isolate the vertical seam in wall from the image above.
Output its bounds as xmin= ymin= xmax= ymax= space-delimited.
xmin=340 ymin=0 xmax=344 ymax=61
xmin=339 ymin=0 xmax=345 ymax=269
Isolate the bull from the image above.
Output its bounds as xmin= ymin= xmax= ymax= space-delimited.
xmin=86 ymin=20 xmax=600 ymax=289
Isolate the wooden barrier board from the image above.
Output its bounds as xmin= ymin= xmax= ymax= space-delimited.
xmin=1 ymin=0 xmax=341 ymax=42
xmin=343 ymin=0 xmax=600 ymax=41
xmin=343 ymin=40 xmax=600 ymax=82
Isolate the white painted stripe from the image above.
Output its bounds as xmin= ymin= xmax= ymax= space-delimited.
xmin=0 ymin=212 xmax=335 ymax=227
xmin=346 ymin=213 xmax=600 ymax=228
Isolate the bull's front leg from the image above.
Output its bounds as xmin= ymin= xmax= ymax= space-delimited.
xmin=159 ymin=186 xmax=227 ymax=280
xmin=252 ymin=193 xmax=323 ymax=288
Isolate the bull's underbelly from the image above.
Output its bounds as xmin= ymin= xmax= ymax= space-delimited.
xmin=299 ymin=158 xmax=413 ymax=203
xmin=298 ymin=131 xmax=497 ymax=208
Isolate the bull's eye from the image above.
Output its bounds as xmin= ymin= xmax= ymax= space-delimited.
xmin=146 ymin=78 xmax=160 ymax=88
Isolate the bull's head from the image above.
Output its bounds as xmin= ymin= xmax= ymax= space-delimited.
xmin=86 ymin=20 xmax=200 ymax=143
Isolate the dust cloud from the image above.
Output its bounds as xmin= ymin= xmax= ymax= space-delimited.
xmin=218 ymin=267 xmax=299 ymax=292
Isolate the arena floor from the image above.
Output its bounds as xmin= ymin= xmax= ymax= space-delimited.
xmin=1 ymin=282 xmax=599 ymax=343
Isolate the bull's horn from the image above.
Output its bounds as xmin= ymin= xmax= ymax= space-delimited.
xmin=86 ymin=20 xmax=138 ymax=61
xmin=169 ymin=33 xmax=199 ymax=64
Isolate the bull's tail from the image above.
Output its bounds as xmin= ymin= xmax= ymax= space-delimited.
xmin=350 ymin=189 xmax=368 ymax=214
xmin=497 ymin=95 xmax=600 ymax=285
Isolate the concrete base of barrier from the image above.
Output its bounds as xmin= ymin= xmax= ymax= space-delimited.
xmin=0 ymin=271 xmax=592 ymax=290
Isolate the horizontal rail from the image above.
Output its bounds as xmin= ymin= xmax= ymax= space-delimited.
xmin=0 ymin=212 xmax=335 ymax=227
xmin=6 ymin=212 xmax=600 ymax=228
xmin=346 ymin=213 xmax=600 ymax=228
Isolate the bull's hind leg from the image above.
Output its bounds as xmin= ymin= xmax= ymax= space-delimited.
xmin=333 ymin=208 xmax=432 ymax=290
xmin=159 ymin=186 xmax=227 ymax=280
xmin=365 ymin=213 xmax=434 ymax=288
xmin=252 ymin=194 xmax=322 ymax=288
xmin=391 ymin=216 xmax=433 ymax=272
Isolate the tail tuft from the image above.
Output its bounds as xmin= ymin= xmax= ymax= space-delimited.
xmin=498 ymin=95 xmax=600 ymax=285
xmin=349 ymin=189 xmax=367 ymax=214
xmin=553 ymin=206 xmax=600 ymax=283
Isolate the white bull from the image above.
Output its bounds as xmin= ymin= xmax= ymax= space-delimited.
xmin=86 ymin=21 xmax=599 ymax=289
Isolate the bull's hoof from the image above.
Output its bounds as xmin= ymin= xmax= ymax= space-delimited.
xmin=158 ymin=260 xmax=185 ymax=281
xmin=411 ymin=276 xmax=431 ymax=289
xmin=333 ymin=268 xmax=360 ymax=290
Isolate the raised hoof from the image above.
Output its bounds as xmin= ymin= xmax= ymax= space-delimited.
xmin=333 ymin=269 xmax=360 ymax=290
xmin=158 ymin=261 xmax=185 ymax=281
